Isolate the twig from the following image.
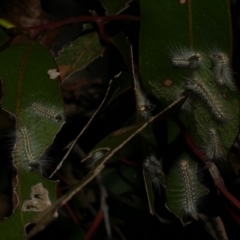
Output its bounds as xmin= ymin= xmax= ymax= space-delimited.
xmin=57 ymin=186 xmax=80 ymax=225
xmin=97 ymin=175 xmax=112 ymax=240
xmin=22 ymin=15 xmax=140 ymax=41
xmin=206 ymin=162 xmax=240 ymax=210
xmin=23 ymin=15 xmax=140 ymax=31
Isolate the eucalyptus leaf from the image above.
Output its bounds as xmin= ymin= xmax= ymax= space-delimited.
xmin=166 ymin=151 xmax=209 ymax=225
xmin=0 ymin=41 xmax=62 ymax=238
xmin=56 ymin=24 xmax=104 ymax=79
xmin=139 ymin=0 xmax=239 ymax=165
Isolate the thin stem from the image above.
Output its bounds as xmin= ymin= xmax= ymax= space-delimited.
xmin=24 ymin=15 xmax=140 ymax=31
xmin=206 ymin=162 xmax=240 ymax=210
xmin=84 ymin=209 xmax=103 ymax=240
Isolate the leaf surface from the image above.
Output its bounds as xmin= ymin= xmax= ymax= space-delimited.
xmin=0 ymin=41 xmax=61 ymax=238
xmin=166 ymin=151 xmax=209 ymax=224
xmin=56 ymin=24 xmax=104 ymax=79
xmin=139 ymin=0 xmax=239 ymax=165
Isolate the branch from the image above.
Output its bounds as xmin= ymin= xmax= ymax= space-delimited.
xmin=22 ymin=15 xmax=140 ymax=41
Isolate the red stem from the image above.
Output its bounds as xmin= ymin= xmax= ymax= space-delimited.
xmin=215 ymin=178 xmax=240 ymax=209
xmin=57 ymin=184 xmax=80 ymax=225
xmin=24 ymin=15 xmax=140 ymax=31
xmin=223 ymin=199 xmax=240 ymax=226
xmin=205 ymin=162 xmax=240 ymax=212
xmin=176 ymin=119 xmax=206 ymax=162
xmin=84 ymin=209 xmax=103 ymax=240
xmin=96 ymin=19 xmax=110 ymax=42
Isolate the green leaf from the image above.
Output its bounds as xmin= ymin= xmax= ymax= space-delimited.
xmin=0 ymin=18 xmax=15 ymax=29
xmin=0 ymin=41 xmax=61 ymax=238
xmin=166 ymin=151 xmax=209 ymax=225
xmin=101 ymin=164 xmax=142 ymax=195
xmin=56 ymin=24 xmax=104 ymax=79
xmin=99 ymin=0 xmax=131 ymax=15
xmin=139 ymin=0 xmax=239 ymax=165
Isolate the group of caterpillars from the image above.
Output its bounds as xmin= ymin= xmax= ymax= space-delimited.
xmin=143 ymin=47 xmax=235 ymax=187
xmin=16 ymin=102 xmax=63 ymax=175
xmin=141 ymin=46 xmax=237 ymax=223
xmin=171 ymin=47 xmax=235 ymax=162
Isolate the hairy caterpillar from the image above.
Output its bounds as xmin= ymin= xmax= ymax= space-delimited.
xmin=203 ymin=128 xmax=224 ymax=162
xmin=17 ymin=126 xmax=37 ymax=170
xmin=170 ymin=47 xmax=202 ymax=69
xmin=166 ymin=158 xmax=208 ymax=224
xmin=15 ymin=100 xmax=64 ymax=175
xmin=143 ymin=155 xmax=163 ymax=190
xmin=210 ymin=52 xmax=235 ymax=90
xmin=180 ymin=160 xmax=198 ymax=217
xmin=16 ymin=124 xmax=61 ymax=176
xmin=30 ymin=102 xmax=63 ymax=122
xmin=183 ymin=77 xmax=225 ymax=122
xmin=19 ymin=127 xmax=35 ymax=163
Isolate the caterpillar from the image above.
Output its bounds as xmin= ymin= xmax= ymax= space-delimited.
xmin=183 ymin=77 xmax=225 ymax=122
xmin=143 ymin=155 xmax=163 ymax=190
xmin=204 ymin=128 xmax=224 ymax=162
xmin=16 ymin=125 xmax=59 ymax=176
xmin=166 ymin=158 xmax=208 ymax=224
xmin=170 ymin=47 xmax=202 ymax=69
xmin=18 ymin=126 xmax=36 ymax=165
xmin=180 ymin=160 xmax=198 ymax=218
xmin=30 ymin=102 xmax=63 ymax=122
xmin=210 ymin=52 xmax=235 ymax=90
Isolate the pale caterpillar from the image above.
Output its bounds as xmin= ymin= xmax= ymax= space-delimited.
xmin=16 ymin=125 xmax=58 ymax=176
xmin=166 ymin=159 xmax=208 ymax=224
xmin=143 ymin=155 xmax=163 ymax=190
xmin=183 ymin=77 xmax=225 ymax=122
xmin=30 ymin=102 xmax=63 ymax=122
xmin=203 ymin=128 xmax=224 ymax=162
xmin=180 ymin=160 xmax=198 ymax=218
xmin=82 ymin=149 xmax=109 ymax=170
xmin=170 ymin=47 xmax=202 ymax=69
xmin=210 ymin=52 xmax=235 ymax=90
xmin=17 ymin=126 xmax=37 ymax=169
xmin=14 ymin=99 xmax=65 ymax=176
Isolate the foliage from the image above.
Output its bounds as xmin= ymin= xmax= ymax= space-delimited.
xmin=0 ymin=0 xmax=240 ymax=240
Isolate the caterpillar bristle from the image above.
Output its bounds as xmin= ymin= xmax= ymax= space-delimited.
xmin=19 ymin=127 xmax=35 ymax=164
xmin=170 ymin=47 xmax=202 ymax=69
xmin=180 ymin=160 xmax=198 ymax=218
xmin=143 ymin=156 xmax=163 ymax=190
xmin=183 ymin=78 xmax=225 ymax=122
xmin=210 ymin=52 xmax=235 ymax=90
xmin=204 ymin=128 xmax=224 ymax=162
xmin=30 ymin=102 xmax=63 ymax=122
